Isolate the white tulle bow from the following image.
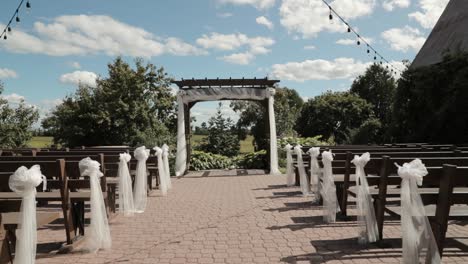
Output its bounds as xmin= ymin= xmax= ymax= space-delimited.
xmin=9 ymin=165 xmax=46 ymax=264
xmin=294 ymin=145 xmax=311 ymax=196
xmin=321 ymin=150 xmax=339 ymax=223
xmin=133 ymin=146 xmax=149 ymax=213
xmin=162 ymin=144 xmax=172 ymax=189
xmin=118 ymin=153 xmax=134 ymax=216
xmin=307 ymin=147 xmax=321 ymax=201
xmin=396 ymin=159 xmax=441 ymax=264
xmin=352 ymin=152 xmax=378 ymax=244
xmin=153 ymin=147 xmax=168 ymax=196
xmin=78 ymin=158 xmax=111 ymax=252
xmin=284 ymin=144 xmax=295 ymax=186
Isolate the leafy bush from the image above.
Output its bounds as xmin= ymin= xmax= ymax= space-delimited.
xmin=190 ymin=151 xmax=233 ymax=170
xmin=345 ymin=118 xmax=382 ymax=144
xmin=278 ymin=135 xmax=332 ymax=148
xmin=234 ymin=150 xmax=268 ymax=169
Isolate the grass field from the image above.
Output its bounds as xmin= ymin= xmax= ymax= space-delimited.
xmin=192 ymin=134 xmax=255 ymax=153
xmin=27 ymin=136 xmax=54 ymax=148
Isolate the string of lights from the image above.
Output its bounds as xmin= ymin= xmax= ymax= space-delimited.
xmin=321 ymin=0 xmax=403 ymax=74
xmin=1 ymin=0 xmax=31 ymax=40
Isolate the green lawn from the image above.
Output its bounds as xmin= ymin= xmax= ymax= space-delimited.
xmin=27 ymin=136 xmax=54 ymax=148
xmin=192 ymin=134 xmax=255 ymax=153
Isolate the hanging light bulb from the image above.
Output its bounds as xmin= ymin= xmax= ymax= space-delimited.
xmin=3 ymin=34 xmax=7 ymax=40
xmin=16 ymin=15 xmax=20 ymax=23
xmin=357 ymin=39 xmax=361 ymax=45
xmin=347 ymin=27 xmax=351 ymax=33
xmin=26 ymin=1 xmax=31 ymax=8
xmin=374 ymin=56 xmax=377 ymax=60
xmin=7 ymin=26 xmax=11 ymax=32
xmin=329 ymin=7 xmax=333 ymax=20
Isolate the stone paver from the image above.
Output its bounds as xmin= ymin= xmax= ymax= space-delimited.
xmin=34 ymin=170 xmax=468 ymax=263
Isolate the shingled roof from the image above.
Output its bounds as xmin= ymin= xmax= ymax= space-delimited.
xmin=411 ymin=0 xmax=468 ymax=68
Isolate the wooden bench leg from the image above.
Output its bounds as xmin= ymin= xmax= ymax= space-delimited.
xmin=294 ymin=167 xmax=300 ymax=187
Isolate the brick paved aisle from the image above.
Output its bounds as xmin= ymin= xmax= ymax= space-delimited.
xmin=36 ymin=170 xmax=468 ymax=263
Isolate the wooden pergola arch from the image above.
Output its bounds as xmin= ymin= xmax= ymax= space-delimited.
xmin=172 ymin=78 xmax=281 ymax=176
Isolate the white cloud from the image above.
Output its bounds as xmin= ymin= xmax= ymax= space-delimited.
xmin=0 ymin=68 xmax=18 ymax=79
xmin=304 ymin=45 xmax=316 ymax=50
xmin=382 ymin=0 xmax=410 ymax=11
xmin=270 ymin=57 xmax=371 ymax=82
xmin=336 ymin=37 xmax=373 ymax=45
xmin=2 ymin=93 xmax=25 ymax=103
xmin=217 ymin=0 xmax=275 ymax=10
xmin=69 ymin=61 xmax=81 ymax=69
xmin=280 ymin=0 xmax=376 ymax=39
xmin=0 ymin=15 xmax=204 ymax=57
xmin=409 ymin=0 xmax=449 ymax=29
xmin=256 ymin=16 xmax=274 ymax=30
xmin=381 ymin=26 xmax=426 ymax=52
xmin=217 ymin=12 xmax=233 ymax=18
xmin=197 ymin=33 xmax=274 ymax=64
xmin=59 ymin=70 xmax=98 ymax=87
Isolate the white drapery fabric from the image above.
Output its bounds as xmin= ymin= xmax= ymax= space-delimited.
xmin=321 ymin=150 xmax=339 ymax=223
xmin=162 ymin=144 xmax=172 ymax=189
xmin=9 ymin=165 xmax=46 ymax=264
xmin=396 ymin=159 xmax=441 ymax=264
xmin=133 ymin=146 xmax=149 ymax=213
xmin=118 ymin=153 xmax=134 ymax=216
xmin=352 ymin=152 xmax=378 ymax=244
xmin=294 ymin=145 xmax=310 ymax=196
xmin=175 ymin=92 xmax=187 ymax=177
xmin=154 ymin=147 xmax=168 ymax=196
xmin=78 ymin=158 xmax=111 ymax=252
xmin=307 ymin=147 xmax=321 ymax=201
xmin=284 ymin=144 xmax=295 ymax=186
xmin=266 ymin=88 xmax=280 ymax=175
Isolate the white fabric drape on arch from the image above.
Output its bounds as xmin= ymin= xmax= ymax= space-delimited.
xmin=118 ymin=153 xmax=134 ymax=216
xmin=162 ymin=144 xmax=172 ymax=189
xmin=396 ymin=159 xmax=441 ymax=263
xmin=9 ymin=165 xmax=46 ymax=264
xmin=175 ymin=92 xmax=187 ymax=177
xmin=284 ymin=144 xmax=295 ymax=186
xmin=321 ymin=150 xmax=339 ymax=223
xmin=294 ymin=145 xmax=311 ymax=196
xmin=307 ymin=147 xmax=321 ymax=201
xmin=133 ymin=146 xmax=149 ymax=213
xmin=352 ymin=152 xmax=378 ymax=244
xmin=78 ymin=158 xmax=111 ymax=252
xmin=266 ymin=88 xmax=280 ymax=175
xmin=154 ymin=147 xmax=168 ymax=196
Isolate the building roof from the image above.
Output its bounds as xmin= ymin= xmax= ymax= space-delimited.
xmin=411 ymin=0 xmax=468 ymax=68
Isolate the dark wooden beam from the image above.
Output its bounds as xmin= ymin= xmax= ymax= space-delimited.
xmin=172 ymin=78 xmax=279 ymax=89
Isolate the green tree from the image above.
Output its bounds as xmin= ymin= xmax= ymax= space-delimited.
xmin=42 ymin=57 xmax=176 ymax=147
xmin=198 ymin=103 xmax=240 ymax=157
xmin=391 ymin=53 xmax=468 ymax=143
xmin=231 ymin=87 xmax=303 ymax=151
xmin=0 ymin=83 xmax=39 ymax=148
xmin=295 ymin=91 xmax=374 ymax=144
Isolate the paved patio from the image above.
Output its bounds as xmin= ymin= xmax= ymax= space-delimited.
xmin=36 ymin=170 xmax=468 ymax=263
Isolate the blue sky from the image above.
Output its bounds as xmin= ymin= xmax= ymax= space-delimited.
xmin=0 ymin=0 xmax=449 ymax=125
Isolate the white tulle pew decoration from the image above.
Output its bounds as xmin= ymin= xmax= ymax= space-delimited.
xmin=133 ymin=146 xmax=149 ymax=213
xmin=396 ymin=159 xmax=441 ymax=263
xmin=294 ymin=145 xmax=311 ymax=196
xmin=79 ymin=158 xmax=111 ymax=252
xmin=352 ymin=152 xmax=378 ymax=244
xmin=307 ymin=147 xmax=321 ymax=201
xmin=162 ymin=144 xmax=172 ymax=189
xmin=153 ymin=147 xmax=168 ymax=196
xmin=118 ymin=153 xmax=134 ymax=216
xmin=321 ymin=150 xmax=339 ymax=223
xmin=284 ymin=144 xmax=295 ymax=186
xmin=9 ymin=165 xmax=46 ymax=264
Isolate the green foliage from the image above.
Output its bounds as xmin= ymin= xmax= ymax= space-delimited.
xmin=190 ymin=150 xmax=233 ymax=170
xmin=231 ymin=87 xmax=303 ymax=151
xmin=295 ymin=91 xmax=374 ymax=144
xmin=197 ymin=103 xmax=240 ymax=157
xmin=0 ymin=83 xmax=39 ymax=148
xmin=345 ymin=118 xmax=382 ymax=144
xmin=278 ymin=135 xmax=332 ymax=148
xmin=42 ymin=57 xmax=176 ymax=147
xmin=234 ymin=150 xmax=268 ymax=169
xmin=391 ymin=52 xmax=468 ymax=143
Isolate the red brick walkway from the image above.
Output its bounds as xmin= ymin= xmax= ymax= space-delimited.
xmin=36 ymin=170 xmax=468 ymax=263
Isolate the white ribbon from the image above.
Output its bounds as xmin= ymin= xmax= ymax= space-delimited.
xmin=162 ymin=144 xmax=172 ymax=189
xmin=321 ymin=150 xmax=339 ymax=223
xmin=118 ymin=153 xmax=134 ymax=216
xmin=133 ymin=146 xmax=149 ymax=213
xmin=284 ymin=144 xmax=295 ymax=186
xmin=294 ymin=145 xmax=310 ymax=196
xmin=153 ymin=147 xmax=168 ymax=196
xmin=307 ymin=147 xmax=321 ymax=201
xmin=9 ymin=165 xmax=46 ymax=264
xmin=396 ymin=159 xmax=441 ymax=263
xmin=175 ymin=92 xmax=187 ymax=177
xmin=352 ymin=152 xmax=378 ymax=244
xmin=266 ymin=88 xmax=281 ymax=175
xmin=79 ymin=158 xmax=111 ymax=252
